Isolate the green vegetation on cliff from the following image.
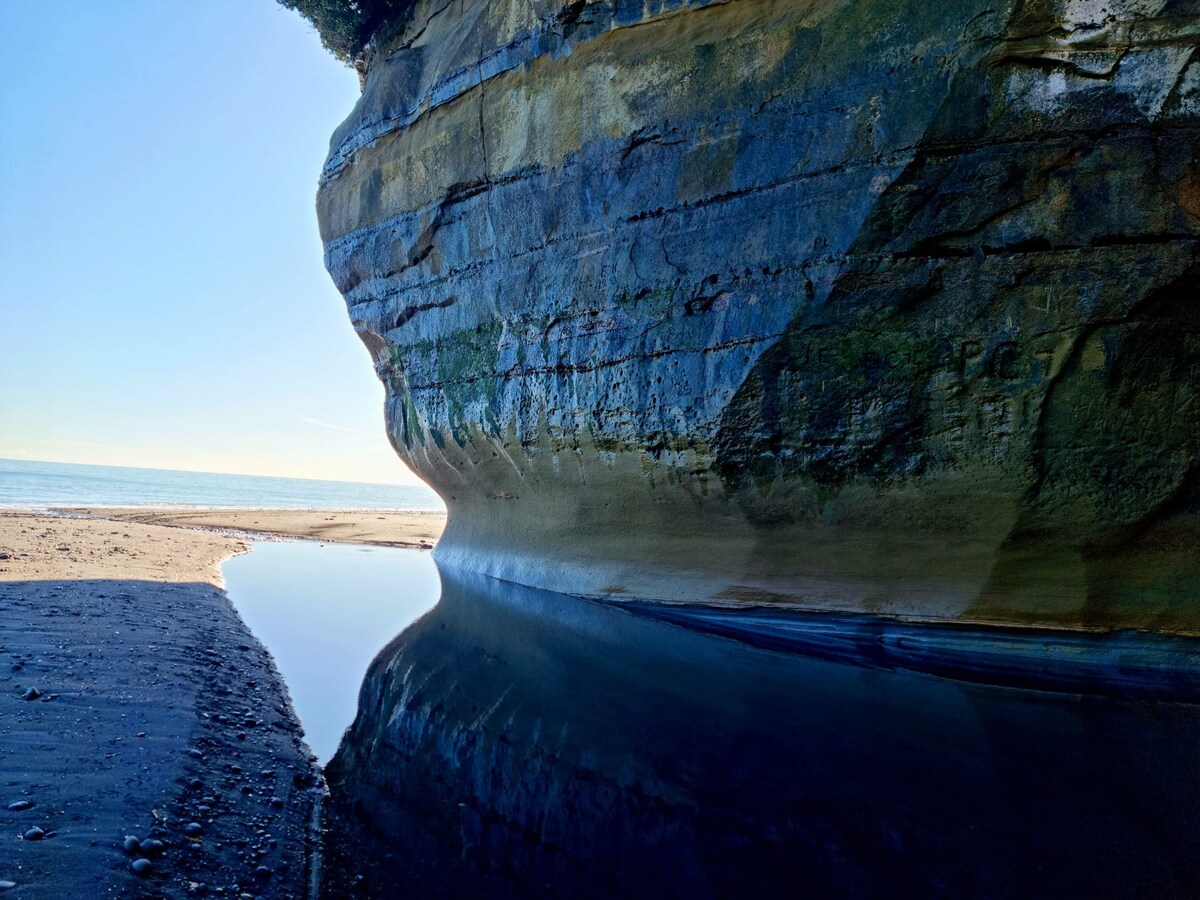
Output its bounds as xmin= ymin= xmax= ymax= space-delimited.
xmin=277 ymin=0 xmax=408 ymax=61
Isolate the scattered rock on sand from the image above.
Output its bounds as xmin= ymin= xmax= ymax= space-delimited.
xmin=21 ymin=687 xmax=41 ymax=701
xmin=6 ymin=801 xmax=33 ymax=812
xmin=22 ymin=827 xmax=45 ymax=841
xmin=123 ymin=835 xmax=140 ymax=854
xmin=0 ymin=512 xmax=321 ymax=895
xmin=183 ymin=822 xmax=204 ymax=837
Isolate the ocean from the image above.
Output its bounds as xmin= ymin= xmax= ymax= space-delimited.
xmin=0 ymin=458 xmax=444 ymax=511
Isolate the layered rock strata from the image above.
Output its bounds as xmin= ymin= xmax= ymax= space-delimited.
xmin=318 ymin=0 xmax=1200 ymax=630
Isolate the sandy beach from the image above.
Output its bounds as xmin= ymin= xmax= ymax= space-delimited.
xmin=52 ymin=507 xmax=446 ymax=549
xmin=0 ymin=509 xmax=406 ymax=898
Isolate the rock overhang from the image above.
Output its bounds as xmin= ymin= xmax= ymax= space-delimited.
xmin=313 ymin=0 xmax=1200 ymax=630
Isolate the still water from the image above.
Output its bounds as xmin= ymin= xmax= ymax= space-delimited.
xmin=222 ymin=540 xmax=440 ymax=761
xmin=223 ymin=542 xmax=1200 ymax=898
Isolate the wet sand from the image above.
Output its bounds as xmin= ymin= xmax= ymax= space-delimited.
xmin=0 ymin=511 xmax=322 ymax=898
xmin=52 ymin=507 xmax=445 ymax=549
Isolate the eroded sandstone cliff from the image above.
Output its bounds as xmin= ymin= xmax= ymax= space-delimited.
xmin=317 ymin=0 xmax=1200 ymax=630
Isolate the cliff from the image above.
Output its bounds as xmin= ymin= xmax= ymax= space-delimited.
xmin=316 ymin=0 xmax=1200 ymax=631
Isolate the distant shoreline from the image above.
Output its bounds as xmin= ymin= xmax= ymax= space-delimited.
xmin=0 ymin=458 xmax=445 ymax=513
xmin=39 ymin=506 xmax=447 ymax=550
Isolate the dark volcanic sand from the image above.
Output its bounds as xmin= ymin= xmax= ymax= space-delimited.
xmin=0 ymin=513 xmax=322 ymax=898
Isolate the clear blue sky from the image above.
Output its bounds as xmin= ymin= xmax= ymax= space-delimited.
xmin=0 ymin=1 xmax=423 ymax=486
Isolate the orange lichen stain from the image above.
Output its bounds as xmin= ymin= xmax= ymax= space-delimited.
xmin=1177 ymin=164 xmax=1200 ymax=223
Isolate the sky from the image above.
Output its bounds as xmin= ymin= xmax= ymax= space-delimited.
xmin=0 ymin=1 xmax=426 ymax=486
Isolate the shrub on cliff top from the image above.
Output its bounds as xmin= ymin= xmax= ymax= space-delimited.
xmin=278 ymin=0 xmax=409 ymax=63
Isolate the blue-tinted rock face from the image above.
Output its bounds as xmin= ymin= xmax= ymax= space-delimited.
xmin=318 ymin=0 xmax=1200 ymax=630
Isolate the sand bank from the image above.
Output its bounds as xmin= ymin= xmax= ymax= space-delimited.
xmin=52 ymin=507 xmax=446 ymax=549
xmin=0 ymin=511 xmax=321 ymax=897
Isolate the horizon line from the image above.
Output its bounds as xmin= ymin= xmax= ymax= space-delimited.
xmin=0 ymin=455 xmax=434 ymax=491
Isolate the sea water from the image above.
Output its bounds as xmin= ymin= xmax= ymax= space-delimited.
xmin=0 ymin=458 xmax=443 ymax=511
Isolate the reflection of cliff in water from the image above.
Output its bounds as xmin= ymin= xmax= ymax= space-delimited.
xmin=321 ymin=568 xmax=1200 ymax=899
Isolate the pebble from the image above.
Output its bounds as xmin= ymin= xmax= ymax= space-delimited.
xmin=141 ymin=838 xmax=165 ymax=856
xmin=0 ymin=882 xmax=16 ymax=891
xmin=123 ymin=835 xmax=141 ymax=854
xmin=6 ymin=801 xmax=33 ymax=812
xmin=254 ymin=866 xmax=273 ymax=880
xmin=21 ymin=687 xmax=42 ymax=701
xmin=184 ymin=822 xmax=204 ymax=837
xmin=23 ymin=827 xmax=45 ymax=841
xmin=130 ymin=858 xmax=153 ymax=876
xmin=186 ymin=748 xmax=205 ymax=759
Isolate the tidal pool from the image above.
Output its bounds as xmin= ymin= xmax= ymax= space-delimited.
xmin=221 ymin=542 xmax=1200 ymax=897
xmin=221 ymin=539 xmax=440 ymax=762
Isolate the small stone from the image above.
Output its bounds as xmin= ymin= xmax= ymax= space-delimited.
xmin=269 ymin=797 xmax=283 ymax=809
xmin=6 ymin=800 xmax=33 ymax=811
xmin=0 ymin=881 xmax=17 ymax=891
xmin=189 ymin=779 xmax=205 ymax=790
xmin=123 ymin=835 xmax=141 ymax=854
xmin=184 ymin=822 xmax=204 ymax=837
xmin=186 ymin=748 xmax=205 ymax=759
xmin=21 ymin=688 xmax=42 ymax=701
xmin=130 ymin=857 xmax=153 ymax=876
xmin=23 ymin=827 xmax=45 ymax=841
xmin=140 ymin=838 xmax=165 ymax=856
xmin=254 ymin=865 xmax=273 ymax=880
